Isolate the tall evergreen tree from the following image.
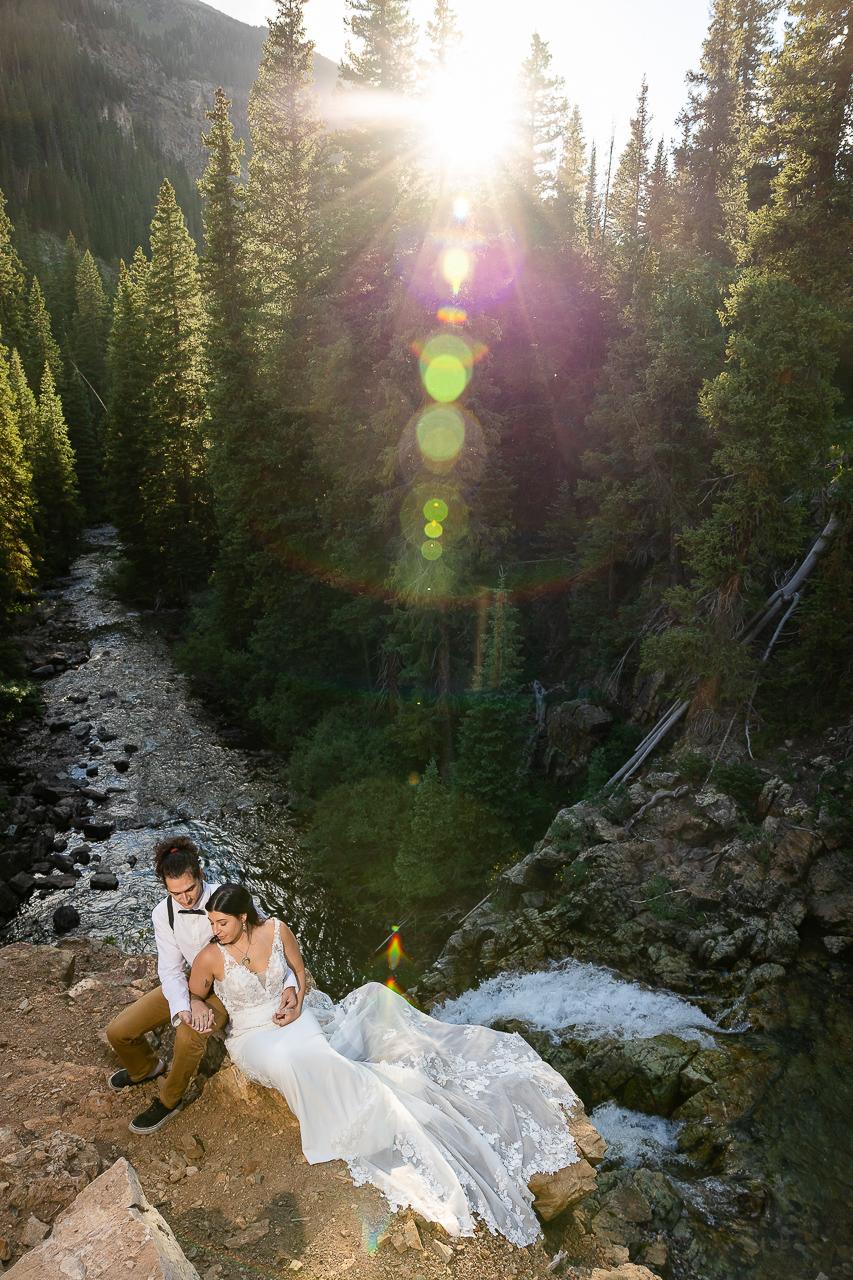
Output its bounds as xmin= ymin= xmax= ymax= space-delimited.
xmin=143 ymin=180 xmax=213 ymax=598
xmin=556 ymin=104 xmax=587 ymax=239
xmin=72 ymin=249 xmax=109 ymax=417
xmin=0 ymin=343 xmax=35 ymax=614
xmin=7 ymin=348 xmax=39 ymax=450
xmin=23 ymin=279 xmax=62 ymax=391
xmin=425 ymin=0 xmax=461 ymax=69
xmin=749 ymin=0 xmax=853 ymax=301
xmin=59 ymin=338 xmax=102 ymax=519
xmin=675 ymin=0 xmax=778 ymax=259
xmin=103 ymin=252 xmax=153 ymax=578
xmin=30 ymin=366 xmax=83 ymax=574
xmin=0 ymin=188 xmax=28 ymax=355
xmin=341 ymin=0 xmax=418 ymax=91
xmin=517 ymin=34 xmax=568 ymax=198
xmin=610 ymin=78 xmax=653 ymax=285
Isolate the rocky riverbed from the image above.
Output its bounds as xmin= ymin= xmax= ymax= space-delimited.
xmin=0 ymin=527 xmax=361 ymax=995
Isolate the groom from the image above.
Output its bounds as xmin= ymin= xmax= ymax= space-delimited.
xmin=106 ymin=836 xmax=297 ymax=1134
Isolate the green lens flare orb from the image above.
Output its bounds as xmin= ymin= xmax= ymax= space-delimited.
xmin=423 ymin=354 xmax=467 ymax=402
xmin=423 ymin=499 xmax=449 ymax=521
xmin=419 ymin=335 xmax=473 ymax=403
xmin=416 ymin=405 xmax=465 ymax=462
xmin=421 ymin=541 xmax=443 ymax=560
xmin=424 ymin=520 xmax=443 ymax=537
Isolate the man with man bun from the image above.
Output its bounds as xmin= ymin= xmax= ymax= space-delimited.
xmin=106 ymin=836 xmax=297 ymax=1134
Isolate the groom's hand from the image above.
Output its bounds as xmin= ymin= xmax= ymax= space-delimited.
xmin=274 ymin=988 xmax=299 ymax=1026
xmin=179 ymin=997 xmax=214 ymax=1033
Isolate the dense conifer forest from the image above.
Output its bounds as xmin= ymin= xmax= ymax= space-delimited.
xmin=1 ymin=0 xmax=852 ymax=923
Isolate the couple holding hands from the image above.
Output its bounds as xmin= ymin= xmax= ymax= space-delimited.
xmin=106 ymin=836 xmax=587 ymax=1247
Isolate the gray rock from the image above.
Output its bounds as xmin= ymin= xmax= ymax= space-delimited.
xmin=8 ymin=872 xmax=37 ymax=897
xmin=90 ymin=871 xmax=119 ymax=890
xmin=53 ymin=903 xmax=81 ymax=933
xmin=31 ymin=665 xmax=56 ymax=678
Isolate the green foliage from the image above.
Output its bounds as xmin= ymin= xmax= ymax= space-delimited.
xmin=0 ymin=343 xmax=35 ymax=612
xmin=287 ymin=705 xmax=397 ymax=798
xmin=711 ymin=761 xmax=764 ymax=815
xmin=0 ymin=676 xmax=42 ymax=729
xmin=676 ymin=751 xmax=712 ymax=782
xmin=641 ymin=873 xmax=680 ymax=921
xmin=29 ymin=366 xmax=83 ymax=575
xmin=816 ymin=761 xmax=853 ymax=848
xmin=584 ymin=723 xmax=645 ymax=797
xmin=304 ymin=775 xmax=414 ymax=910
xmin=396 ymin=760 xmax=515 ymax=907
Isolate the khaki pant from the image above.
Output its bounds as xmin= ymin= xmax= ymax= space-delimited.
xmin=107 ymin=985 xmax=228 ymax=1110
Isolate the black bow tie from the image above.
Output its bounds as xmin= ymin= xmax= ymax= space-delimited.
xmin=179 ymin=908 xmax=206 ymax=915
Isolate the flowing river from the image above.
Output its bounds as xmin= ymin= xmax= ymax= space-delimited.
xmin=6 ymin=528 xmax=853 ymax=1280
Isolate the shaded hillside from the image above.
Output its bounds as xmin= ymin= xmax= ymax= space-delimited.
xmin=0 ymin=0 xmax=339 ymax=261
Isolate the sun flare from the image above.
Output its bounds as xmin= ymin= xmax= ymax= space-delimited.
xmin=420 ymin=55 xmax=517 ymax=175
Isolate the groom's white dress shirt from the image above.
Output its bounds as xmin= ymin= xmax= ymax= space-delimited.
xmin=151 ymin=878 xmax=297 ymax=1024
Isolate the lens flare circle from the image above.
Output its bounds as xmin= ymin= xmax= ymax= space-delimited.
xmin=416 ymin=404 xmax=465 ymax=463
xmin=422 ymin=540 xmax=443 ymax=560
xmin=419 ymin=333 xmax=474 ymax=403
xmin=436 ymin=305 xmax=468 ymax=324
xmin=424 ymin=499 xmax=449 ymax=521
xmin=442 ymin=247 xmax=469 ymax=295
xmin=424 ymin=519 xmax=443 ymax=538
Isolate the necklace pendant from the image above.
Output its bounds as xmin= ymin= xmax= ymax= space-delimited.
xmin=241 ymin=956 xmax=252 ymax=968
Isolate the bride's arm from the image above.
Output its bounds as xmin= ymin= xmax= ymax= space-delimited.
xmin=274 ymin=921 xmax=306 ymax=1026
xmin=188 ymin=944 xmax=221 ymax=1032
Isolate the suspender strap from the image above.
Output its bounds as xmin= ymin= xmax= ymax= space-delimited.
xmin=167 ymin=895 xmax=174 ymax=930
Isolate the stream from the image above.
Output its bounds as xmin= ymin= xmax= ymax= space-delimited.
xmin=5 ymin=527 xmax=369 ymax=997
xmin=4 ymin=528 xmax=853 ymax=1280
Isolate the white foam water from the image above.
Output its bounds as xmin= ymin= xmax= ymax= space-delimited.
xmin=590 ymin=1101 xmax=685 ymax=1169
xmin=436 ymin=960 xmax=719 ymax=1046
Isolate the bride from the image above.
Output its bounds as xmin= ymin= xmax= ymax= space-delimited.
xmin=190 ymin=882 xmax=587 ymax=1246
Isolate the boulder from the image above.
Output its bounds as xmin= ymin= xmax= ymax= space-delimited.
xmin=52 ymin=904 xmax=80 ymax=934
xmin=693 ymin=786 xmax=739 ymax=832
xmin=200 ymin=1061 xmax=298 ymax=1127
xmin=770 ymin=827 xmax=822 ymax=882
xmin=90 ymin=871 xmax=119 ymax=890
xmin=545 ymin=702 xmax=614 ymax=777
xmin=6 ymin=1157 xmax=200 ymax=1279
xmin=589 ymin=1266 xmax=659 ymax=1280
xmin=528 ymin=1159 xmax=598 ymax=1219
xmin=807 ymin=853 xmax=853 ymax=931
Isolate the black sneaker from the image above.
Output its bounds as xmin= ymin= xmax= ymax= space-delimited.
xmin=129 ymin=1097 xmax=183 ymax=1134
xmin=108 ymin=1059 xmax=165 ymax=1091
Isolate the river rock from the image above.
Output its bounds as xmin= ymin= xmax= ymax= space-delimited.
xmin=528 ymin=1159 xmax=598 ymax=1219
xmin=52 ymin=904 xmax=80 ymax=933
xmin=83 ymin=821 xmax=115 ymax=841
xmin=5 ymin=1157 xmax=200 ymax=1279
xmin=90 ymin=870 xmax=119 ymax=890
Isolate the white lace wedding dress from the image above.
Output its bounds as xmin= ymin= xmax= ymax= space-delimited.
xmin=214 ymin=922 xmax=584 ymax=1245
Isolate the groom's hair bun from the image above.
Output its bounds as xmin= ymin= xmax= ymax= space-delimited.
xmin=153 ymin=835 xmax=201 ymax=885
xmin=206 ymin=882 xmax=261 ymax=927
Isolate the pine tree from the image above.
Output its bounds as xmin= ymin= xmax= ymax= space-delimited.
xmin=59 ymin=337 xmax=102 ymax=518
xmin=0 ymin=187 xmax=28 ymax=356
xmin=584 ymin=142 xmax=600 ymax=239
xmin=425 ymin=0 xmax=461 ymax=68
xmin=72 ymin=249 xmax=109 ymax=418
xmin=675 ymin=0 xmax=779 ymax=260
xmin=56 ymin=232 xmax=81 ymax=336
xmin=610 ymin=78 xmax=653 ymax=285
xmin=103 ymin=252 xmax=153 ymax=578
xmin=517 ymin=34 xmax=568 ymax=198
xmin=23 ymin=279 xmax=62 ymax=392
xmin=247 ymin=0 xmax=332 ymax=380
xmin=7 ymin=347 xmax=40 ymax=450
xmin=556 ymin=104 xmax=587 ymax=239
xmin=31 ymin=366 xmax=83 ymax=575
xmin=748 ymin=0 xmax=853 ymax=302
xmin=199 ymin=87 xmax=267 ymax=642
xmin=0 ymin=343 xmax=35 ymax=615
xmin=341 ymin=0 xmax=418 ymax=91
xmin=143 ymin=180 xmax=213 ymax=598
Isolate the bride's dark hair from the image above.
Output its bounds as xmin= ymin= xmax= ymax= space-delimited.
xmin=205 ymin=882 xmax=261 ymax=927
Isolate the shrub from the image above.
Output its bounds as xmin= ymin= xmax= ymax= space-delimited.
xmin=304 ymin=776 xmax=414 ymax=911
xmin=287 ymin=705 xmax=396 ymax=799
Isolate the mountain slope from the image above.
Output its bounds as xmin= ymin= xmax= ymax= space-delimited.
xmin=0 ymin=0 xmax=339 ymax=261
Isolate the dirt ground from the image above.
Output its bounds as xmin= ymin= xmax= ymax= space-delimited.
xmin=0 ymin=938 xmax=559 ymax=1280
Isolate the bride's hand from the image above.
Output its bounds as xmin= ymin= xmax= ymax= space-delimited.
xmin=274 ymin=988 xmax=300 ymax=1026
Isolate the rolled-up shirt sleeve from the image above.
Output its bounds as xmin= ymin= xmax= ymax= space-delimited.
xmin=153 ymin=908 xmax=192 ymax=1023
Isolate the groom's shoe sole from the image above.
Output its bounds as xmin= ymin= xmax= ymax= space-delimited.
xmin=108 ymin=1060 xmax=166 ymax=1092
